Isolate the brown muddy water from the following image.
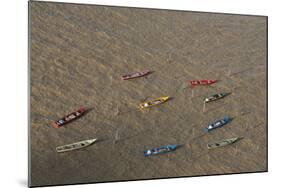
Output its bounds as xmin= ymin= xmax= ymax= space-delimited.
xmin=29 ymin=1 xmax=267 ymax=186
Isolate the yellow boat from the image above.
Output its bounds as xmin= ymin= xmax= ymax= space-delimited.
xmin=139 ymin=96 xmax=170 ymax=109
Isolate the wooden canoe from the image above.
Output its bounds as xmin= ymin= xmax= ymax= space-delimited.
xmin=204 ymin=92 xmax=229 ymax=103
xmin=139 ymin=96 xmax=169 ymax=109
xmin=52 ymin=107 xmax=87 ymax=128
xmin=121 ymin=70 xmax=151 ymax=80
xmin=190 ymin=80 xmax=217 ymax=87
xmin=56 ymin=138 xmax=97 ymax=153
xmin=207 ymin=137 xmax=241 ymax=149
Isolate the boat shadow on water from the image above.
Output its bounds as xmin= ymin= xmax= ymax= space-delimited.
xmin=146 ymin=70 xmax=155 ymax=77
xmin=167 ymin=97 xmax=174 ymax=102
xmin=93 ymin=138 xmax=105 ymax=144
xmin=175 ymin=144 xmax=184 ymax=150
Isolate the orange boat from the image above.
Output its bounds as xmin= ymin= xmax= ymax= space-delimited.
xmin=52 ymin=107 xmax=87 ymax=128
xmin=189 ymin=80 xmax=217 ymax=87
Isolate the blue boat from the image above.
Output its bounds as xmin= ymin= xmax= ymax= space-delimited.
xmin=205 ymin=116 xmax=232 ymax=132
xmin=144 ymin=144 xmax=177 ymax=157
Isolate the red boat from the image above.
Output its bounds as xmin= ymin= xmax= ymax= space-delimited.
xmin=189 ymin=80 xmax=217 ymax=87
xmin=52 ymin=107 xmax=87 ymax=128
xmin=121 ymin=70 xmax=151 ymax=80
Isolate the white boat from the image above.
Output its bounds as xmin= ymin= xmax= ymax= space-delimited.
xmin=56 ymin=138 xmax=97 ymax=153
xmin=207 ymin=137 xmax=241 ymax=149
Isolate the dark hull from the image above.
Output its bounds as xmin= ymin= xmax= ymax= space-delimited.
xmin=190 ymin=80 xmax=217 ymax=86
xmin=121 ymin=70 xmax=151 ymax=80
xmin=52 ymin=107 xmax=87 ymax=128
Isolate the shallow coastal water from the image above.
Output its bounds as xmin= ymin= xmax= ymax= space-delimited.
xmin=30 ymin=2 xmax=267 ymax=186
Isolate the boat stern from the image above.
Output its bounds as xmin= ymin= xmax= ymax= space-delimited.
xmin=139 ymin=103 xmax=147 ymax=109
xmin=144 ymin=150 xmax=152 ymax=157
xmin=52 ymin=122 xmax=60 ymax=128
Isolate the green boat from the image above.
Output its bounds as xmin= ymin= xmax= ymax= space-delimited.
xmin=207 ymin=137 xmax=242 ymax=149
xmin=204 ymin=92 xmax=229 ymax=103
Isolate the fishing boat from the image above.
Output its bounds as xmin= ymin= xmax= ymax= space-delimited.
xmin=190 ymin=80 xmax=217 ymax=87
xmin=52 ymin=107 xmax=87 ymax=128
xmin=204 ymin=92 xmax=229 ymax=103
xmin=56 ymin=138 xmax=97 ymax=153
xmin=121 ymin=70 xmax=151 ymax=80
xmin=207 ymin=137 xmax=242 ymax=149
xmin=144 ymin=144 xmax=177 ymax=157
xmin=205 ymin=116 xmax=232 ymax=132
xmin=139 ymin=96 xmax=169 ymax=109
